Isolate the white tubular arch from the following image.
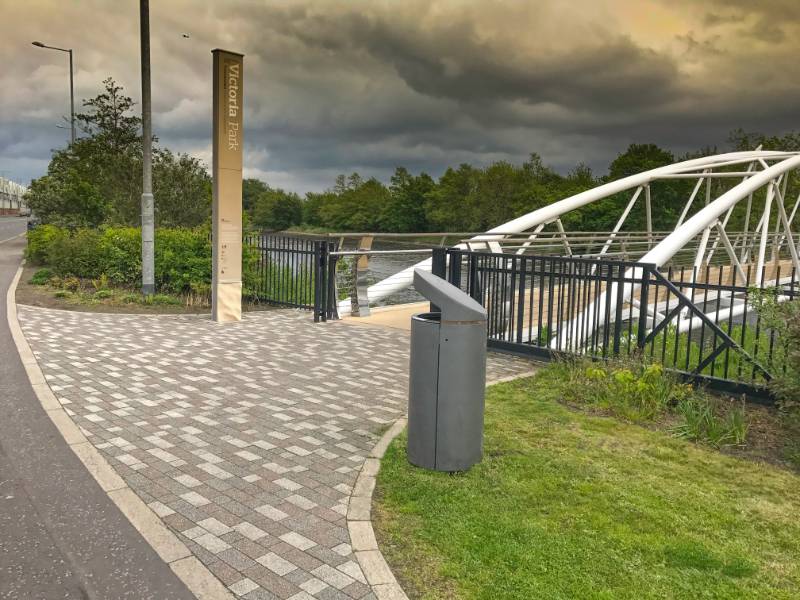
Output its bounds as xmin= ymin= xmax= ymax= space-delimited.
xmin=342 ymin=150 xmax=799 ymax=315
xmin=557 ymin=153 xmax=800 ymax=350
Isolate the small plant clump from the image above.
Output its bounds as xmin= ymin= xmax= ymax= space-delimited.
xmin=672 ymin=397 xmax=748 ymax=448
xmin=548 ymin=358 xmax=748 ymax=448
xmin=29 ymin=268 xmax=53 ymax=285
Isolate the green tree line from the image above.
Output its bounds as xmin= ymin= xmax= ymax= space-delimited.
xmin=26 ymin=78 xmax=799 ymax=235
xmin=248 ymin=130 xmax=799 ymax=234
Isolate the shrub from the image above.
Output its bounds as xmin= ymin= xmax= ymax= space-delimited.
xmin=560 ymin=358 xmax=688 ymax=422
xmin=93 ymin=289 xmax=113 ymax=299
xmin=60 ymin=276 xmax=81 ymax=292
xmin=28 ymin=224 xmax=267 ymax=299
xmin=120 ymin=293 xmax=141 ymax=304
xmin=154 ymin=227 xmax=211 ymax=294
xmin=29 ymin=268 xmax=53 ymax=285
xmin=144 ymin=294 xmax=182 ymax=306
xmin=752 ymin=290 xmax=800 ymax=411
xmin=26 ymin=225 xmax=65 ymax=264
xmin=97 ymin=228 xmax=141 ymax=285
xmin=47 ymin=229 xmax=103 ymax=278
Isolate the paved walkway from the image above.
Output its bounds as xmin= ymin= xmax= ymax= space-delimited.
xmin=1 ymin=235 xmax=194 ymax=600
xmin=18 ymin=305 xmax=533 ymax=599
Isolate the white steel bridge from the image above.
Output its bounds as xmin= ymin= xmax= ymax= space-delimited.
xmin=341 ymin=150 xmax=800 ymax=350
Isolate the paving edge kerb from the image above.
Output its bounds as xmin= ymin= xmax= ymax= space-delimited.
xmin=6 ymin=262 xmax=234 ymax=600
xmin=345 ymin=370 xmax=538 ymax=600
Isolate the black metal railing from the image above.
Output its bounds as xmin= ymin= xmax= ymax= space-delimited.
xmin=243 ymin=234 xmax=337 ymax=321
xmin=434 ymin=247 xmax=799 ymax=400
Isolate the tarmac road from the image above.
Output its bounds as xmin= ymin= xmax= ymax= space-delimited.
xmin=0 ymin=233 xmax=196 ymax=599
xmin=0 ymin=216 xmax=26 ymax=244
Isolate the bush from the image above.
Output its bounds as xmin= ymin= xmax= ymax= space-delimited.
xmin=559 ymin=359 xmax=689 ymax=422
xmin=753 ymin=290 xmax=800 ymax=411
xmin=93 ymin=289 xmax=113 ymax=299
xmin=27 ymin=224 xmax=264 ymax=299
xmin=29 ymin=268 xmax=53 ymax=285
xmin=47 ymin=229 xmax=104 ymax=278
xmin=546 ymin=358 xmax=749 ymax=447
xmin=26 ymin=225 xmax=229 ymax=295
xmin=26 ymin=225 xmax=65 ymax=265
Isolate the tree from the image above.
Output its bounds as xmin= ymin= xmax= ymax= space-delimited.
xmin=26 ymin=77 xmax=211 ymax=228
xmin=302 ymin=191 xmax=333 ymax=227
xmin=243 ymin=178 xmax=269 ymax=212
xmin=318 ymin=174 xmax=389 ymax=231
xmin=379 ymin=167 xmax=434 ymax=232
xmin=252 ymin=188 xmax=303 ymax=230
xmin=153 ymin=149 xmax=211 ymax=227
xmin=424 ymin=164 xmax=480 ymax=231
xmin=581 ymin=143 xmax=689 ymax=231
xmin=25 ymin=172 xmax=107 ymax=228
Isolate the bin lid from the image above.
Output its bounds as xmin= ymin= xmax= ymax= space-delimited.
xmin=413 ymin=269 xmax=487 ymax=322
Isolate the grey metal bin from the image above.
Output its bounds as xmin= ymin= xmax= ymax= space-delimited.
xmin=407 ymin=269 xmax=488 ymax=472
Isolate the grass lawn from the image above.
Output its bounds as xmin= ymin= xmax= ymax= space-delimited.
xmin=374 ymin=375 xmax=800 ymax=599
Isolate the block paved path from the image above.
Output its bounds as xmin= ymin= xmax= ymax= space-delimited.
xmin=1 ymin=236 xmax=194 ymax=600
xmin=18 ymin=305 xmax=533 ymax=599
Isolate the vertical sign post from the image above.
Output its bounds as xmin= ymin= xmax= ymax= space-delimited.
xmin=212 ymin=49 xmax=244 ymax=322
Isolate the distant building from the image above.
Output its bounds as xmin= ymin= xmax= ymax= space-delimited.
xmin=0 ymin=177 xmax=27 ymax=215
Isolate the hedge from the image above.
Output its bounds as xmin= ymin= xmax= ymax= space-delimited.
xmin=27 ymin=225 xmax=258 ymax=295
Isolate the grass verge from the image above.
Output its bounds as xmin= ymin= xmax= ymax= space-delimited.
xmin=374 ymin=374 xmax=800 ymax=599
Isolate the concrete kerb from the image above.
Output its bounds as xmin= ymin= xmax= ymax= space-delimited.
xmin=6 ymin=262 xmax=234 ymax=600
xmin=346 ymin=417 xmax=409 ymax=600
xmin=345 ymin=368 xmax=538 ymax=600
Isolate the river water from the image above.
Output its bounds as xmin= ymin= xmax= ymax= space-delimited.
xmin=344 ymin=240 xmax=430 ymax=306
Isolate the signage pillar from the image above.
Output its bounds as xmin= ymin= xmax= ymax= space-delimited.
xmin=212 ymin=49 xmax=244 ymax=322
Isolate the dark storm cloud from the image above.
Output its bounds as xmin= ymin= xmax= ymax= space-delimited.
xmin=268 ymin=11 xmax=680 ymax=111
xmin=1 ymin=0 xmax=799 ymax=193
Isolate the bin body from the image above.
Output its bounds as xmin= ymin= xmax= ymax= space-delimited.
xmin=407 ymin=313 xmax=441 ymax=469
xmin=435 ymin=320 xmax=486 ymax=471
xmin=407 ymin=311 xmax=487 ymax=472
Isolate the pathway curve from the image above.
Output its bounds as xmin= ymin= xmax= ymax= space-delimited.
xmin=18 ymin=305 xmax=532 ymax=599
xmin=1 ymin=236 xmax=194 ymax=600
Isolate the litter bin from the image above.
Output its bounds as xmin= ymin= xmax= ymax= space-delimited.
xmin=407 ymin=268 xmax=488 ymax=472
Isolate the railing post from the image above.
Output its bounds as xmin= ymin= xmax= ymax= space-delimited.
xmin=612 ymin=265 xmax=625 ymax=356
xmin=448 ymin=248 xmax=462 ymax=289
xmin=636 ymin=265 xmax=650 ymax=350
xmin=326 ymin=242 xmax=339 ymax=320
xmin=313 ymin=241 xmax=323 ymax=322
xmin=430 ymin=247 xmax=447 ymax=313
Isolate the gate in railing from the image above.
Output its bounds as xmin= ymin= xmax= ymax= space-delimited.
xmin=243 ymin=234 xmax=337 ymax=321
xmin=433 ymin=247 xmax=799 ymax=400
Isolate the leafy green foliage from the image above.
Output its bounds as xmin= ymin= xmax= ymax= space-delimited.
xmin=26 ymin=224 xmax=297 ymax=304
xmin=29 ymin=268 xmax=53 ymax=285
xmin=547 ymin=358 xmax=749 ymax=448
xmin=28 ymin=224 xmax=211 ymax=294
xmin=252 ymin=188 xmax=303 ymax=230
xmin=25 ymin=78 xmax=211 ymax=228
xmin=752 ymin=288 xmax=800 ymax=411
xmin=242 ymin=178 xmax=269 ymax=212
xmin=672 ymin=397 xmax=748 ymax=447
xmin=553 ymin=358 xmax=695 ymax=422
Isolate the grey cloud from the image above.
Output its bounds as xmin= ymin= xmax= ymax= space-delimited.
xmin=1 ymin=0 xmax=799 ymax=194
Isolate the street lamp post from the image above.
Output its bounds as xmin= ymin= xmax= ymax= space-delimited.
xmin=139 ymin=0 xmax=155 ymax=296
xmin=31 ymin=41 xmax=75 ymax=145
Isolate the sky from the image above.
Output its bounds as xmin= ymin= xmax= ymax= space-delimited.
xmin=1 ymin=0 xmax=798 ymax=193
